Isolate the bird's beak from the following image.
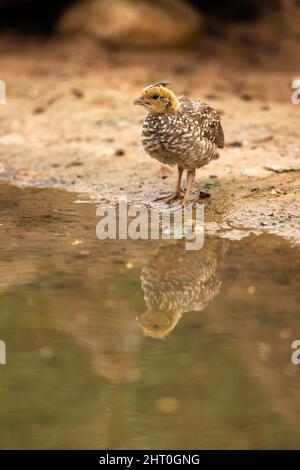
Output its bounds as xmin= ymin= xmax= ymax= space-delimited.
xmin=134 ymin=96 xmax=143 ymax=106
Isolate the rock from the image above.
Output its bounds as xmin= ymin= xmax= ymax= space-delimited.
xmin=114 ymin=148 xmax=125 ymax=156
xmin=199 ymin=190 xmax=211 ymax=199
xmin=58 ymin=0 xmax=202 ymax=47
xmin=263 ymin=164 xmax=300 ymax=174
xmin=71 ymin=88 xmax=84 ymax=99
xmin=33 ymin=106 xmax=45 ymax=114
xmin=227 ymin=140 xmax=243 ymax=148
xmin=240 ymin=93 xmax=252 ymax=101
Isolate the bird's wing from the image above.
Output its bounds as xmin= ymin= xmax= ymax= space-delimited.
xmin=179 ymin=97 xmax=224 ymax=148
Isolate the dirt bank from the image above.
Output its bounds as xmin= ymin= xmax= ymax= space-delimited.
xmin=0 ymin=34 xmax=299 ymax=244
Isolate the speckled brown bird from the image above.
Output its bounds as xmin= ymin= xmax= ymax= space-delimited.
xmin=134 ymin=81 xmax=224 ymax=205
xmin=138 ymin=239 xmax=225 ymax=339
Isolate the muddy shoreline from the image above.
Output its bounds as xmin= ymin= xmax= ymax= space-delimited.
xmin=0 ymin=36 xmax=299 ymax=245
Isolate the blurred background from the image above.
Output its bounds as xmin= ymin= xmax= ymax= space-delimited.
xmin=0 ymin=0 xmax=296 ymax=38
xmin=0 ymin=1 xmax=297 ymax=57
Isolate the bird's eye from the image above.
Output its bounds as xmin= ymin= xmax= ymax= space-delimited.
xmin=151 ymin=94 xmax=160 ymax=100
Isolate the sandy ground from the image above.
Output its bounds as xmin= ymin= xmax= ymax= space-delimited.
xmin=0 ymin=34 xmax=299 ymax=244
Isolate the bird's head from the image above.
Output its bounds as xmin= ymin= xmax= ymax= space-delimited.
xmin=134 ymin=81 xmax=180 ymax=113
xmin=137 ymin=308 xmax=182 ymax=340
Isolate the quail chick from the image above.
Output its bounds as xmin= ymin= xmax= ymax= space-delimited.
xmin=138 ymin=238 xmax=225 ymax=339
xmin=134 ymin=81 xmax=224 ymax=205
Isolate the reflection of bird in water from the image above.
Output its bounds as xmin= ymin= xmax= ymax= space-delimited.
xmin=138 ymin=238 xmax=225 ymax=339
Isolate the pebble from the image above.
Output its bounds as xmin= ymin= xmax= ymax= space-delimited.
xmin=199 ymin=191 xmax=211 ymax=199
xmin=114 ymin=149 xmax=125 ymax=156
xmin=227 ymin=141 xmax=243 ymax=147
xmin=71 ymin=88 xmax=84 ymax=98
xmin=240 ymin=93 xmax=252 ymax=101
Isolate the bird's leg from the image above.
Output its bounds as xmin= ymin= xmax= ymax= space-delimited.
xmin=180 ymin=169 xmax=195 ymax=207
xmin=154 ymin=167 xmax=184 ymax=203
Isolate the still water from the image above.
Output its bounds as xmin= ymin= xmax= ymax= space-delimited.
xmin=0 ymin=183 xmax=300 ymax=449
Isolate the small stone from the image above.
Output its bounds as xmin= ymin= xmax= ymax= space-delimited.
xmin=33 ymin=106 xmax=45 ymax=114
xmin=227 ymin=141 xmax=243 ymax=148
xmin=199 ymin=190 xmax=211 ymax=199
xmin=114 ymin=148 xmax=125 ymax=156
xmin=71 ymin=88 xmax=84 ymax=98
xmin=240 ymin=93 xmax=252 ymax=101
xmin=67 ymin=160 xmax=83 ymax=167
xmin=270 ymin=189 xmax=282 ymax=196
xmin=264 ymin=164 xmax=300 ymax=174
xmin=204 ymin=94 xmax=221 ymax=100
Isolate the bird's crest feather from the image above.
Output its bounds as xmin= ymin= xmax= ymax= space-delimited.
xmin=151 ymin=81 xmax=172 ymax=89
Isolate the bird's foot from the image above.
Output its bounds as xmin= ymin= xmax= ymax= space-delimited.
xmin=154 ymin=190 xmax=184 ymax=204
